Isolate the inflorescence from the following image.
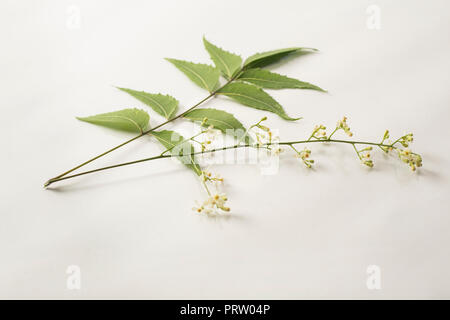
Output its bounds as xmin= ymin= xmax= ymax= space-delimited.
xmin=191 ymin=116 xmax=422 ymax=215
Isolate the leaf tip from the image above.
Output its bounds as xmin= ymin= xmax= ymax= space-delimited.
xmin=284 ymin=115 xmax=303 ymax=121
xmin=308 ymin=85 xmax=327 ymax=93
xmin=202 ymin=36 xmax=214 ymax=48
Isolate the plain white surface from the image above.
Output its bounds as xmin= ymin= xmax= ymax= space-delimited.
xmin=1 ymin=0 xmax=450 ymax=299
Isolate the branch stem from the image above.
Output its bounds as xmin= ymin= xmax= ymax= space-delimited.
xmin=44 ymin=138 xmax=397 ymax=187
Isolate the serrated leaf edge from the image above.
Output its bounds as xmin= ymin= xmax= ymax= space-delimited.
xmin=203 ymin=37 xmax=242 ymax=78
xmin=217 ymin=83 xmax=301 ymax=121
xmin=238 ymin=69 xmax=326 ymax=92
xmin=165 ymin=58 xmax=219 ymax=92
xmin=76 ymin=108 xmax=149 ymax=133
xmin=117 ymin=87 xmax=179 ymax=119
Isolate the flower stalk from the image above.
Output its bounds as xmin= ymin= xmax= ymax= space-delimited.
xmin=43 ymin=135 xmax=418 ymax=187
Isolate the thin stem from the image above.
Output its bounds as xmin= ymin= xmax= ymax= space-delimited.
xmin=159 ymin=129 xmax=207 ymax=156
xmin=352 ymin=143 xmax=362 ymax=160
xmin=328 ymin=127 xmax=338 ymax=140
xmin=45 ymin=139 xmax=398 ymax=187
xmin=201 ymin=178 xmax=212 ymax=196
xmin=44 ymin=70 xmax=243 ymax=187
xmin=288 ymin=144 xmax=300 ymax=154
xmin=389 ymin=137 xmax=403 ymax=147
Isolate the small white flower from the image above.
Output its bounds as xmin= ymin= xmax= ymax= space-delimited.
xmin=251 ymin=122 xmax=279 ymax=146
xmin=311 ymin=124 xmax=327 ymax=139
xmin=270 ymin=146 xmax=283 ymax=156
xmin=295 ymin=148 xmax=314 ymax=168
xmin=361 ymin=159 xmax=374 ymax=167
xmin=398 ymin=148 xmax=422 ymax=171
xmin=336 ymin=117 xmax=352 ymax=137
xmin=399 ymin=133 xmax=413 ymax=147
xmin=201 ymin=170 xmax=224 ymax=183
xmin=194 ymin=193 xmax=230 ymax=214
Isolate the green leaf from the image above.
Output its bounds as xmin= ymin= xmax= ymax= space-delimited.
xmin=77 ymin=108 xmax=149 ymax=133
xmin=165 ymin=58 xmax=220 ymax=92
xmin=238 ymin=68 xmax=325 ymax=91
xmin=244 ymin=47 xmax=317 ymax=69
xmin=184 ymin=108 xmax=250 ymax=142
xmin=203 ymin=37 xmax=242 ymax=79
xmin=117 ymin=87 xmax=178 ymax=119
xmin=217 ymin=82 xmax=300 ymax=121
xmin=151 ymin=130 xmax=201 ymax=175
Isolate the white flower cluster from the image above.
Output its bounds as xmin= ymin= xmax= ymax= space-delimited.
xmin=200 ymin=125 xmax=220 ymax=152
xmin=254 ymin=126 xmax=279 ymax=146
xmin=359 ymin=146 xmax=373 ymax=167
xmin=248 ymin=117 xmax=283 ymax=157
xmin=398 ymin=133 xmax=414 ymax=148
xmin=193 ymin=170 xmax=229 ymax=215
xmin=311 ymin=124 xmax=327 ymax=139
xmin=270 ymin=146 xmax=283 ymax=156
xmin=193 ymin=193 xmax=230 ymax=214
xmin=398 ymin=148 xmax=422 ymax=171
xmin=201 ymin=170 xmax=223 ymax=183
xmin=295 ymin=148 xmax=314 ymax=168
xmin=379 ymin=131 xmax=421 ymax=170
xmin=336 ymin=117 xmax=353 ymax=137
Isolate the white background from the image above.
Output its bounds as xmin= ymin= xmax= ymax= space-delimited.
xmin=1 ymin=0 xmax=450 ymax=299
